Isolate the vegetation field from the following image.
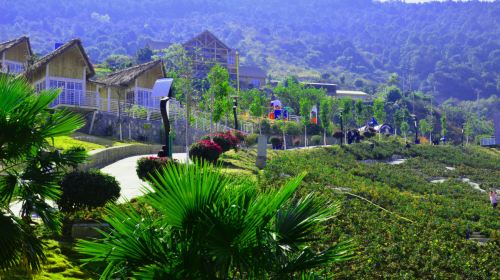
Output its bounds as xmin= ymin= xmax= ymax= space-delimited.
xmin=262 ymin=140 xmax=499 ymax=279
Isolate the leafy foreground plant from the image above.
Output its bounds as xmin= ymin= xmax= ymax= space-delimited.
xmin=76 ymin=162 xmax=353 ymax=279
xmin=0 ymin=76 xmax=86 ymax=272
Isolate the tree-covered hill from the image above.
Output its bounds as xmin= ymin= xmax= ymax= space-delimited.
xmin=1 ymin=0 xmax=498 ymax=101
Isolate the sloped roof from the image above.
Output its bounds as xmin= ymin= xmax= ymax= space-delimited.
xmin=0 ymin=36 xmax=33 ymax=56
xmin=97 ymin=60 xmax=165 ymax=86
xmin=239 ymin=65 xmax=266 ymax=78
xmin=336 ymin=90 xmax=369 ymax=96
xmin=24 ymin=38 xmax=94 ymax=78
xmin=183 ymin=30 xmax=231 ymax=51
xmin=145 ymin=39 xmax=173 ymax=50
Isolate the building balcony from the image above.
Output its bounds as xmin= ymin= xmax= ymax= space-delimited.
xmin=51 ymin=90 xmax=100 ymax=110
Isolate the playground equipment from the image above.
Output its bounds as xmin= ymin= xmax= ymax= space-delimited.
xmin=310 ymin=106 xmax=318 ymax=124
xmin=268 ymin=100 xmax=289 ymax=121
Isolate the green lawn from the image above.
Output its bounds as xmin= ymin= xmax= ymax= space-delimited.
xmin=49 ymin=136 xmax=105 ymax=151
xmin=48 ymin=134 xmax=144 ymax=151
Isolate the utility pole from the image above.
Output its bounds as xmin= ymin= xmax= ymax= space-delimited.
xmin=339 ymin=109 xmax=344 ymax=146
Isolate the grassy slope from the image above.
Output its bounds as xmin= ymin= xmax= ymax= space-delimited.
xmin=1 ymin=240 xmax=95 ymax=280
xmin=262 ymin=140 xmax=499 ymax=279
xmin=49 ymin=133 xmax=143 ymax=152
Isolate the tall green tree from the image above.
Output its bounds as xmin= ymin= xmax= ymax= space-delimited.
xmin=0 ymin=77 xmax=86 ymax=272
xmin=354 ymin=99 xmax=365 ymax=126
xmin=373 ymin=97 xmax=386 ymax=124
xmin=419 ymin=119 xmax=431 ymax=141
xmin=393 ymin=109 xmax=405 ymax=135
xmin=400 ymin=121 xmax=410 ymax=142
xmin=440 ymin=111 xmax=447 ymax=139
xmin=207 ymin=64 xmax=231 ymax=123
xmin=155 ymin=44 xmax=195 ymax=103
xmin=76 ymin=162 xmax=353 ymax=279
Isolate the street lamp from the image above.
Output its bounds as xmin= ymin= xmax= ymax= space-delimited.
xmin=461 ymin=123 xmax=465 ymax=147
xmin=339 ymin=108 xmax=344 ymax=146
xmin=152 ymin=78 xmax=174 ymax=158
xmin=411 ymin=114 xmax=419 ymax=144
xmin=232 ymin=95 xmax=239 ymax=130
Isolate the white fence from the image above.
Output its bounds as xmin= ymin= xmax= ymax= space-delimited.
xmin=51 ymin=90 xmax=256 ymax=134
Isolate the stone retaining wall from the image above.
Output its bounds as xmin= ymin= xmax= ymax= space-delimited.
xmin=78 ymin=144 xmax=185 ymax=171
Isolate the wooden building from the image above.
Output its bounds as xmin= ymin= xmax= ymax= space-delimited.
xmin=95 ymin=60 xmax=166 ymax=113
xmin=0 ymin=36 xmax=32 ymax=75
xmin=239 ymin=65 xmax=266 ymax=89
xmin=182 ymin=30 xmax=238 ymax=80
xmin=23 ymin=38 xmax=97 ymax=110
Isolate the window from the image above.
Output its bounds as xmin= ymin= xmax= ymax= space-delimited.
xmin=2 ymin=60 xmax=25 ymax=74
xmin=48 ymin=78 xmax=83 ymax=106
xmin=137 ymin=89 xmax=153 ymax=107
xmin=35 ymin=80 xmax=46 ymax=93
xmin=228 ymin=55 xmax=235 ymax=65
xmin=251 ymin=79 xmax=261 ymax=88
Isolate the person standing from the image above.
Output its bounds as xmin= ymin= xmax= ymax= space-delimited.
xmin=489 ymin=191 xmax=498 ymax=209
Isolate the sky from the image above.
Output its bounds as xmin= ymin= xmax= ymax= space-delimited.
xmin=378 ymin=0 xmax=495 ymax=2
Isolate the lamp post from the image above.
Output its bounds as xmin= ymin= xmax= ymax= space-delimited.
xmin=339 ymin=108 xmax=344 ymax=146
xmin=152 ymin=78 xmax=174 ymax=158
xmin=411 ymin=114 xmax=419 ymax=144
xmin=232 ymin=96 xmax=239 ymax=130
xmin=461 ymin=123 xmax=465 ymax=147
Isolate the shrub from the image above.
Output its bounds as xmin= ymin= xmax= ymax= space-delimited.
xmin=58 ymin=170 xmax=121 ymax=212
xmin=223 ymin=131 xmax=240 ymax=147
xmin=292 ymin=137 xmax=301 ymax=147
xmin=311 ymin=135 xmax=322 ymax=145
xmin=245 ymin=133 xmax=259 ymax=147
xmin=333 ymin=130 xmax=344 ymax=139
xmin=189 ymin=140 xmax=223 ymax=163
xmin=270 ymin=136 xmax=283 ymax=149
xmin=232 ymin=130 xmax=246 ymax=143
xmin=285 ymin=121 xmax=302 ymax=135
xmin=363 ymin=131 xmax=376 ymax=138
xmin=259 ymin=119 xmax=271 ymax=134
xmin=306 ymin=123 xmax=323 ymax=135
xmin=136 ymin=156 xmax=176 ymax=181
xmin=202 ymin=133 xmax=235 ymax=152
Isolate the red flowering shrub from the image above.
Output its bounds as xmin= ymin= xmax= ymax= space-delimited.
xmin=202 ymin=133 xmax=235 ymax=152
xmin=136 ymin=156 xmax=177 ymax=181
xmin=189 ymin=140 xmax=223 ymax=163
xmin=231 ymin=130 xmax=246 ymax=143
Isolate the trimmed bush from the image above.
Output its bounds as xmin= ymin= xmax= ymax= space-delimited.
xmin=311 ymin=135 xmax=322 ymax=145
xmin=202 ymin=132 xmax=235 ymax=152
xmin=189 ymin=140 xmax=223 ymax=163
xmin=232 ymin=130 xmax=246 ymax=143
xmin=306 ymin=123 xmax=323 ymax=135
xmin=245 ymin=133 xmax=259 ymax=147
xmin=333 ymin=130 xmax=344 ymax=139
xmin=292 ymin=137 xmax=301 ymax=147
xmin=363 ymin=131 xmax=376 ymax=138
xmin=270 ymin=136 xmax=283 ymax=149
xmin=58 ymin=170 xmax=120 ymax=212
xmin=136 ymin=156 xmax=176 ymax=181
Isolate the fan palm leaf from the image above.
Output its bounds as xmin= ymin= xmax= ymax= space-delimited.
xmin=77 ymin=162 xmax=353 ymax=279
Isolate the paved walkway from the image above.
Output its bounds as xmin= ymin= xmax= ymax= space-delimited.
xmin=100 ymin=153 xmax=188 ymax=202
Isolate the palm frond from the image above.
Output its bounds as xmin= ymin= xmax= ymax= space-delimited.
xmin=275 ymin=194 xmax=340 ymax=247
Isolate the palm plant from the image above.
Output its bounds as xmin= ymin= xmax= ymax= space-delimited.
xmin=77 ymin=162 xmax=354 ymax=279
xmin=0 ymin=76 xmax=86 ymax=271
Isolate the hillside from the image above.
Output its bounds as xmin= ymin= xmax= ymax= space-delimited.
xmin=1 ymin=0 xmax=498 ymax=101
xmin=261 ymin=140 xmax=499 ymax=278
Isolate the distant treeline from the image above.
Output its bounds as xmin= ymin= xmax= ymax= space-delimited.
xmin=1 ymin=0 xmax=498 ymax=101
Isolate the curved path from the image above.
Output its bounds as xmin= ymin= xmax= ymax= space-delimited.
xmin=100 ymin=153 xmax=188 ymax=202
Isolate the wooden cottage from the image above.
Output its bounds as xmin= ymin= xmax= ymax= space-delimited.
xmin=95 ymin=60 xmax=166 ymax=113
xmin=239 ymin=65 xmax=266 ymax=89
xmin=23 ymin=38 xmax=97 ymax=110
xmin=0 ymin=36 xmax=33 ymax=75
xmin=183 ymin=30 xmax=238 ymax=80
